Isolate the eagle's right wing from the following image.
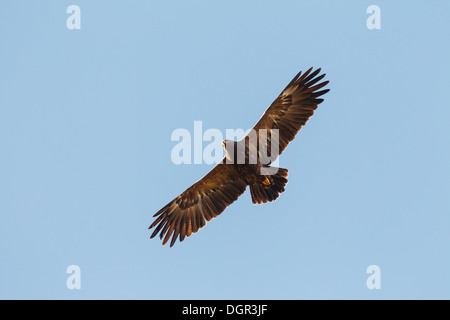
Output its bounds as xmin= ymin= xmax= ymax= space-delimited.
xmin=248 ymin=68 xmax=330 ymax=162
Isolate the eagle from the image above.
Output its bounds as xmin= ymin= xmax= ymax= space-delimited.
xmin=149 ymin=67 xmax=330 ymax=247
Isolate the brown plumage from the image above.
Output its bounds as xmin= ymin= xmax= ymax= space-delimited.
xmin=149 ymin=67 xmax=330 ymax=246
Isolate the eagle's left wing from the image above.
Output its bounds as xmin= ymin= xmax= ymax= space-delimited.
xmin=149 ymin=160 xmax=247 ymax=247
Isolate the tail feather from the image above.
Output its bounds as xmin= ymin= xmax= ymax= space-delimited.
xmin=250 ymin=168 xmax=288 ymax=204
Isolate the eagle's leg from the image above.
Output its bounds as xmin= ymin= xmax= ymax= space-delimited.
xmin=249 ymin=168 xmax=289 ymax=204
xmin=262 ymin=177 xmax=271 ymax=187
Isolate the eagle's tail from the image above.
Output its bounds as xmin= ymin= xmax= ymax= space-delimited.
xmin=249 ymin=168 xmax=288 ymax=204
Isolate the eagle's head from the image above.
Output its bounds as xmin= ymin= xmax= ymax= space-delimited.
xmin=222 ymin=140 xmax=234 ymax=161
xmin=221 ymin=140 xmax=231 ymax=148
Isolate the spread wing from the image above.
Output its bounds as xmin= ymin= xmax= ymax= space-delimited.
xmin=149 ymin=160 xmax=248 ymax=247
xmin=249 ymin=67 xmax=330 ymax=161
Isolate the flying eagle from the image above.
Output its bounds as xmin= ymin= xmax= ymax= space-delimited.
xmin=149 ymin=67 xmax=330 ymax=246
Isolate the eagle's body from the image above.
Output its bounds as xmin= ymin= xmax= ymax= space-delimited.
xmin=149 ymin=68 xmax=330 ymax=246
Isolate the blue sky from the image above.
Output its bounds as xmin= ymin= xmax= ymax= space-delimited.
xmin=1 ymin=1 xmax=449 ymax=299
